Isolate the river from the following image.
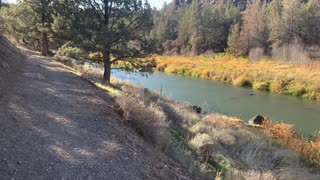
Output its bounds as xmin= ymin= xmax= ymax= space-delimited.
xmin=111 ymin=70 xmax=320 ymax=135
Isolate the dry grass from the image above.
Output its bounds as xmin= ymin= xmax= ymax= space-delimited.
xmin=263 ymin=120 xmax=320 ymax=167
xmin=53 ymin=55 xmax=120 ymax=95
xmin=155 ymin=54 xmax=320 ymax=100
xmin=190 ymin=114 xmax=320 ymax=179
xmin=115 ymin=84 xmax=320 ymax=179
xmin=53 ymin=55 xmax=208 ymax=178
xmin=54 ymin=55 xmax=320 ymax=179
xmin=115 ymin=85 xmax=171 ymax=150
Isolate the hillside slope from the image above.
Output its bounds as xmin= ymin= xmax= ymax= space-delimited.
xmin=0 ymin=35 xmax=24 ymax=95
xmin=0 ymin=44 xmax=196 ymax=179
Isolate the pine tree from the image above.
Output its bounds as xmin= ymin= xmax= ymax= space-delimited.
xmin=150 ymin=2 xmax=178 ymax=51
xmin=227 ymin=22 xmax=241 ymax=55
xmin=177 ymin=1 xmax=201 ymax=54
xmin=27 ymin=0 xmax=53 ymax=56
xmin=71 ymin=0 xmax=154 ymax=82
xmin=281 ymin=0 xmax=302 ymax=44
xmin=300 ymin=0 xmax=320 ymax=45
xmin=268 ymin=0 xmax=283 ymax=45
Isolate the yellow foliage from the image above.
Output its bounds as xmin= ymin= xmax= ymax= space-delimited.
xmin=263 ymin=120 xmax=320 ymax=166
xmin=155 ymin=54 xmax=320 ymax=100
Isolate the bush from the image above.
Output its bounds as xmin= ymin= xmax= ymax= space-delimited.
xmin=233 ymin=75 xmax=252 ymax=87
xmin=286 ymin=83 xmax=307 ymax=97
xmin=270 ymin=78 xmax=288 ymax=94
xmin=253 ymin=81 xmax=270 ymax=91
xmin=87 ymin=52 xmax=103 ymax=64
xmin=56 ymin=42 xmax=84 ymax=60
xmin=116 ymin=86 xmax=171 ymax=150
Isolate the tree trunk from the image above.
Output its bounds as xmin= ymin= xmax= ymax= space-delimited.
xmin=103 ymin=50 xmax=111 ymax=83
xmin=41 ymin=31 xmax=49 ymax=56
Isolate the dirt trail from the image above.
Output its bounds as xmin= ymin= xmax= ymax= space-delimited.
xmin=0 ymin=49 xmax=193 ymax=180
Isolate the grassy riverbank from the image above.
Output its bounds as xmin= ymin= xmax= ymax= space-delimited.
xmin=155 ymin=55 xmax=320 ymax=101
xmin=54 ymin=55 xmax=320 ymax=179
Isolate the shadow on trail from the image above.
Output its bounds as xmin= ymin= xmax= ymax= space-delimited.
xmin=0 ymin=49 xmax=181 ymax=179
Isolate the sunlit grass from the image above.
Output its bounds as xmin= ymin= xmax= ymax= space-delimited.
xmin=155 ymin=55 xmax=320 ymax=100
xmin=263 ymin=120 xmax=320 ymax=167
xmin=54 ymin=56 xmax=120 ymax=96
xmin=53 ymin=54 xmax=320 ymax=179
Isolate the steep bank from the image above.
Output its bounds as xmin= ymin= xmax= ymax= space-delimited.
xmin=0 ymin=35 xmax=25 ymax=95
xmin=54 ymin=55 xmax=320 ymax=179
xmin=155 ymin=55 xmax=320 ymax=101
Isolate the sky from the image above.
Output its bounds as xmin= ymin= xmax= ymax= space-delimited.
xmin=6 ymin=0 xmax=169 ymax=9
xmin=149 ymin=0 xmax=168 ymax=9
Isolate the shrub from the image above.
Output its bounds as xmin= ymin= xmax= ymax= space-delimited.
xmin=53 ymin=55 xmax=76 ymax=67
xmin=253 ymin=81 xmax=270 ymax=91
xmin=116 ymin=86 xmax=171 ymax=150
xmin=88 ymin=52 xmax=103 ymax=64
xmin=286 ymin=83 xmax=307 ymax=97
xmin=233 ymin=75 xmax=252 ymax=87
xmin=270 ymin=79 xmax=288 ymax=94
xmin=306 ymin=46 xmax=320 ymax=59
xmin=57 ymin=42 xmax=84 ymax=60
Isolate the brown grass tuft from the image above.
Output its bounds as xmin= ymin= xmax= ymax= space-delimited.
xmin=263 ymin=119 xmax=320 ymax=167
xmin=115 ymin=86 xmax=172 ymax=150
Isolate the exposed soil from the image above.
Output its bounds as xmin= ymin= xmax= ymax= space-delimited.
xmin=0 ymin=48 xmax=195 ymax=180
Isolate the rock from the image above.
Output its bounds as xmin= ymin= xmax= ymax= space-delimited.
xmin=192 ymin=106 xmax=202 ymax=114
xmin=248 ymin=115 xmax=266 ymax=125
xmin=17 ymin=161 xmax=23 ymax=165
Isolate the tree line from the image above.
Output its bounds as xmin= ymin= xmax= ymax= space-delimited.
xmin=151 ymin=0 xmax=320 ymax=59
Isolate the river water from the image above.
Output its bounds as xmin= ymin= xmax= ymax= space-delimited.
xmin=112 ymin=70 xmax=320 ymax=135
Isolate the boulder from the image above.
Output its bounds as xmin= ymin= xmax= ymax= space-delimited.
xmin=192 ymin=106 xmax=202 ymax=114
xmin=248 ymin=115 xmax=266 ymax=125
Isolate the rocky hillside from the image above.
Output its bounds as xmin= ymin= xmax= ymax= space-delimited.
xmin=0 ymin=35 xmax=24 ymax=95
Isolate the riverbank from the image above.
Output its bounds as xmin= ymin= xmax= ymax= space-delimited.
xmin=155 ymin=55 xmax=320 ymax=101
xmin=54 ymin=55 xmax=320 ymax=179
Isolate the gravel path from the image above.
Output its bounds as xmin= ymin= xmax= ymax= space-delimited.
xmin=0 ymin=49 xmax=193 ymax=180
